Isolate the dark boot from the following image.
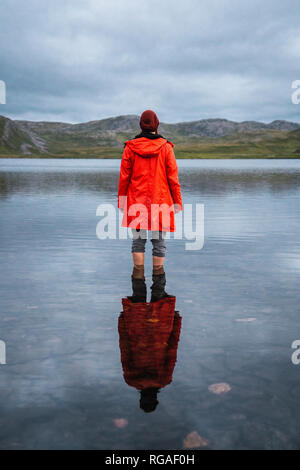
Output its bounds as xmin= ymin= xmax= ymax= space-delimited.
xmin=150 ymin=268 xmax=173 ymax=302
xmin=127 ymin=276 xmax=147 ymax=303
xmin=127 ymin=264 xmax=147 ymax=303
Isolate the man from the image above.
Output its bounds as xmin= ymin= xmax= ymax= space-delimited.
xmin=118 ymin=109 xmax=183 ymax=302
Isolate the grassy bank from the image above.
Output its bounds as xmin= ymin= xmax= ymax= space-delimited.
xmin=1 ymin=129 xmax=300 ymax=159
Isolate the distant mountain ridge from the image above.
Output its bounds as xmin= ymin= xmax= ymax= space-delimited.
xmin=1 ymin=114 xmax=300 ymax=158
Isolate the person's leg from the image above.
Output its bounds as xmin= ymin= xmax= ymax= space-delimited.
xmin=151 ymin=230 xmax=166 ymax=271
xmin=129 ymin=229 xmax=147 ymax=302
xmin=152 ymin=255 xmax=164 ymax=273
xmin=132 ymin=252 xmax=144 ymax=272
xmin=131 ymin=229 xmax=147 ymax=275
xmin=150 ymin=231 xmax=172 ymax=301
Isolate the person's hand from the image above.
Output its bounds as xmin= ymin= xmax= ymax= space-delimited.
xmin=174 ymin=203 xmax=181 ymax=214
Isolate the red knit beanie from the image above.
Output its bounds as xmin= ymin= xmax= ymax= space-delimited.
xmin=139 ymin=109 xmax=159 ymax=132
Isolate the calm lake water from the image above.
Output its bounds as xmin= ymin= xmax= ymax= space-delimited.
xmin=0 ymin=158 xmax=300 ymax=450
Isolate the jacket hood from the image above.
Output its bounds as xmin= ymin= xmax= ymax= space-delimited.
xmin=125 ymin=137 xmax=173 ymax=158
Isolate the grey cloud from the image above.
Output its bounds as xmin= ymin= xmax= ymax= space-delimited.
xmin=0 ymin=0 xmax=300 ymax=123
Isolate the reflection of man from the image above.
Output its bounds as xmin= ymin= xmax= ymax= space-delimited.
xmin=118 ymin=296 xmax=182 ymax=413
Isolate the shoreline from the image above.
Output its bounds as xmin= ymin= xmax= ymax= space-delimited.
xmin=1 ymin=155 xmax=300 ymax=160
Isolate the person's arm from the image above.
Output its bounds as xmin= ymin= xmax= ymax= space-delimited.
xmin=165 ymin=144 xmax=183 ymax=212
xmin=118 ymin=145 xmax=133 ymax=210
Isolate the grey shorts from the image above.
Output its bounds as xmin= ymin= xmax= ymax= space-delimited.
xmin=131 ymin=229 xmax=166 ymax=257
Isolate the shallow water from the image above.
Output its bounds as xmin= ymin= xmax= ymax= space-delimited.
xmin=0 ymin=158 xmax=299 ymax=450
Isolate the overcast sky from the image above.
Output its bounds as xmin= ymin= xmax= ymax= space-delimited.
xmin=1 ymin=0 xmax=300 ymax=124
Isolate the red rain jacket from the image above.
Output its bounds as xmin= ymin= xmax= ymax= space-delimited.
xmin=118 ymin=137 xmax=183 ymax=232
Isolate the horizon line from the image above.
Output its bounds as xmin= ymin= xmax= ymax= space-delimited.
xmin=1 ymin=112 xmax=300 ymax=127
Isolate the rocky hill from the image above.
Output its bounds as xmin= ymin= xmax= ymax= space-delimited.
xmin=1 ymin=114 xmax=300 ymax=158
xmin=0 ymin=115 xmax=48 ymax=155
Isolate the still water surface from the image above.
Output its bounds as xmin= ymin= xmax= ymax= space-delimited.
xmin=0 ymin=158 xmax=299 ymax=449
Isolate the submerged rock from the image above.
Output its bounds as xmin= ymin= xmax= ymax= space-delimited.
xmin=208 ymin=382 xmax=231 ymax=394
xmin=183 ymin=431 xmax=209 ymax=449
xmin=113 ymin=418 xmax=128 ymax=429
